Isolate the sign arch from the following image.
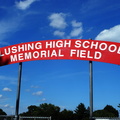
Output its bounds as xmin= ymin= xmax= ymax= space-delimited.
xmin=0 ymin=39 xmax=120 ymax=66
xmin=1 ymin=39 xmax=120 ymax=120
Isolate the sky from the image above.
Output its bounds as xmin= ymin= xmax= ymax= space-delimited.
xmin=0 ymin=0 xmax=120 ymax=115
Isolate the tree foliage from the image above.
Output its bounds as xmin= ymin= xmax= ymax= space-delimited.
xmin=60 ymin=109 xmax=74 ymax=120
xmin=74 ymin=103 xmax=89 ymax=120
xmin=20 ymin=103 xmax=119 ymax=120
xmin=20 ymin=103 xmax=60 ymax=120
xmin=0 ymin=109 xmax=6 ymax=115
xmin=118 ymin=104 xmax=120 ymax=108
xmin=104 ymin=105 xmax=119 ymax=117
xmin=93 ymin=105 xmax=119 ymax=117
xmin=39 ymin=103 xmax=60 ymax=120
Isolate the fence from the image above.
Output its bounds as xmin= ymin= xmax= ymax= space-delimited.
xmin=0 ymin=115 xmax=14 ymax=120
xmin=19 ymin=116 xmax=51 ymax=120
xmin=0 ymin=116 xmax=51 ymax=120
xmin=94 ymin=117 xmax=120 ymax=120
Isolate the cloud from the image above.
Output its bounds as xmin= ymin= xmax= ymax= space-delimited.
xmin=68 ymin=20 xmax=83 ymax=38
xmin=38 ymin=98 xmax=46 ymax=102
xmin=4 ymin=104 xmax=10 ymax=108
xmin=0 ymin=0 xmax=40 ymax=44
xmin=48 ymin=13 xmax=67 ymax=29
xmin=0 ymin=95 xmax=3 ymax=98
xmin=15 ymin=0 xmax=37 ymax=10
xmin=31 ymin=85 xmax=39 ymax=88
xmin=0 ymin=75 xmax=17 ymax=85
xmin=25 ymin=89 xmax=30 ymax=92
xmin=80 ymin=0 xmax=101 ymax=14
xmin=41 ymin=98 xmax=46 ymax=101
xmin=0 ymin=21 xmax=12 ymax=37
xmin=95 ymin=25 xmax=120 ymax=42
xmin=0 ymin=104 xmax=14 ymax=108
xmin=32 ymin=91 xmax=43 ymax=96
xmin=48 ymin=13 xmax=83 ymax=39
xmin=0 ymin=94 xmax=9 ymax=101
xmin=70 ymin=27 xmax=83 ymax=37
xmin=39 ymin=98 xmax=46 ymax=102
xmin=71 ymin=20 xmax=82 ymax=27
xmin=0 ymin=19 xmax=21 ymax=44
xmin=53 ymin=30 xmax=65 ymax=38
xmin=2 ymin=87 xmax=12 ymax=92
xmin=0 ymin=104 xmax=14 ymax=115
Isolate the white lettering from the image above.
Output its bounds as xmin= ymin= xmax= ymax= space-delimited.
xmin=75 ymin=40 xmax=81 ymax=48
xmin=27 ymin=43 xmax=34 ymax=50
xmin=0 ymin=51 xmax=4 ymax=56
xmin=82 ymin=41 xmax=90 ymax=48
xmin=87 ymin=51 xmax=93 ymax=58
xmin=94 ymin=51 xmax=102 ymax=59
xmin=46 ymin=40 xmax=71 ymax=48
xmin=56 ymin=41 xmax=63 ymax=48
xmin=99 ymin=43 xmax=107 ymax=50
xmin=11 ymin=46 xmax=17 ymax=53
xmin=70 ymin=49 xmax=76 ymax=56
xmin=90 ymin=42 xmax=98 ymax=49
xmin=35 ymin=42 xmax=42 ymax=49
xmin=18 ymin=53 xmax=24 ymax=60
xmin=46 ymin=41 xmax=53 ymax=48
xmin=58 ymin=50 xmax=64 ymax=57
xmin=80 ymin=50 xmax=86 ymax=58
xmin=64 ymin=40 xmax=71 ymax=47
xmin=117 ymin=46 xmax=120 ymax=54
xmin=24 ymin=52 xmax=32 ymax=59
xmin=51 ymin=50 xmax=57 ymax=57
xmin=108 ymin=44 xmax=117 ymax=52
xmin=33 ymin=51 xmax=39 ymax=58
xmin=4 ymin=48 xmax=11 ymax=55
xmin=41 ymin=51 xmax=47 ymax=57
xmin=10 ymin=55 xmax=17 ymax=62
xmin=18 ymin=45 xmax=24 ymax=52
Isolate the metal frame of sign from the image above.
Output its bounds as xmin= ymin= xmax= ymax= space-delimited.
xmin=0 ymin=39 xmax=120 ymax=120
xmin=1 ymin=39 xmax=120 ymax=65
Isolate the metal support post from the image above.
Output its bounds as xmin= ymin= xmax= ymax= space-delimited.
xmin=89 ymin=61 xmax=93 ymax=120
xmin=15 ymin=62 xmax=22 ymax=120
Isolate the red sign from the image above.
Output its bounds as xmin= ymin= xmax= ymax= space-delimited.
xmin=0 ymin=39 xmax=120 ymax=66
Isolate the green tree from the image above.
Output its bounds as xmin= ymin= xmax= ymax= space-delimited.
xmin=74 ymin=103 xmax=89 ymax=120
xmin=28 ymin=105 xmax=39 ymax=115
xmin=39 ymin=103 xmax=60 ymax=120
xmin=20 ymin=103 xmax=60 ymax=120
xmin=104 ymin=105 xmax=118 ymax=117
xmin=60 ymin=109 xmax=74 ymax=120
xmin=93 ymin=105 xmax=119 ymax=117
xmin=0 ymin=108 xmax=6 ymax=115
xmin=20 ymin=105 xmax=40 ymax=116
xmin=93 ymin=110 xmax=113 ymax=117
xmin=118 ymin=104 xmax=120 ymax=108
